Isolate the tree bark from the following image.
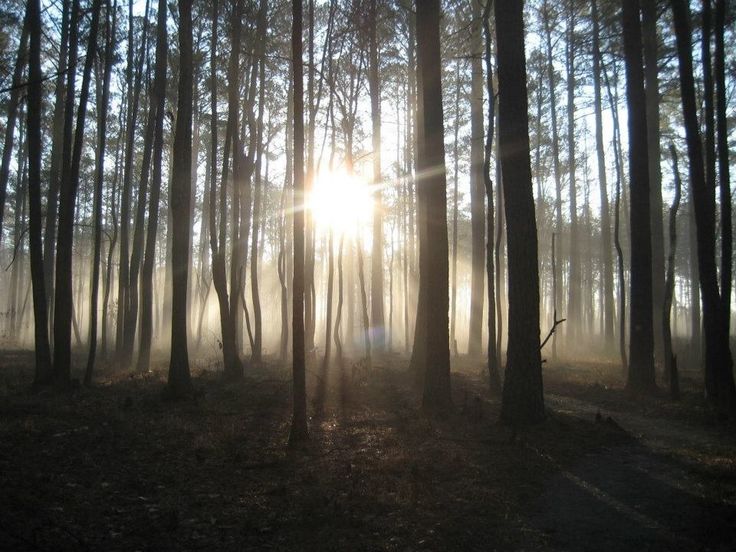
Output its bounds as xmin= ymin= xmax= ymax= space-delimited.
xmin=26 ymin=0 xmax=52 ymax=386
xmin=290 ymin=0 xmax=309 ymax=444
xmin=53 ymin=0 xmax=102 ymax=384
xmin=671 ymin=0 xmax=735 ymax=414
xmin=416 ymin=0 xmax=452 ymax=413
xmin=369 ymin=0 xmax=385 ymax=354
xmin=623 ymin=0 xmax=655 ymax=392
xmin=495 ymin=0 xmax=544 ymax=426
xmin=468 ymin=0 xmax=485 ymax=357
xmin=137 ymin=0 xmax=168 ymax=373
xmin=85 ymin=4 xmax=115 ymax=385
xmin=167 ymin=0 xmax=194 ymax=397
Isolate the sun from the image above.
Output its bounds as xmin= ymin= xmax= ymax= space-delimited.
xmin=309 ymin=169 xmax=374 ymax=235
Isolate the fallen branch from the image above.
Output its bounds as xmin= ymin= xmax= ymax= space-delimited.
xmin=540 ymin=318 xmax=566 ymax=351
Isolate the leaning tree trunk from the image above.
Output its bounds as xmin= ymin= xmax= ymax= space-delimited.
xmin=496 ymin=0 xmax=544 ymax=426
xmin=167 ymin=0 xmax=193 ymax=397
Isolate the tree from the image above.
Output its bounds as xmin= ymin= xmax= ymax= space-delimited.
xmin=713 ymin=0 xmax=730 ymax=338
xmin=591 ymin=0 xmax=614 ymax=350
xmin=369 ymin=0 xmax=385 ymax=354
xmin=642 ymin=0 xmax=665 ymax=369
xmin=622 ymin=0 xmax=655 ymax=392
xmin=416 ymin=0 xmax=452 ymax=413
xmin=670 ymin=0 xmax=735 ymax=414
xmin=495 ymin=0 xmax=544 ymax=426
xmin=26 ymin=0 xmax=52 ymax=387
xmin=468 ymin=0 xmax=485 ymax=357
xmin=482 ymin=0 xmax=500 ymax=393
xmin=85 ymin=2 xmax=116 ymax=385
xmin=53 ymin=0 xmax=102 ymax=385
xmin=137 ymin=0 xmax=168 ymax=373
xmin=0 ymin=11 xmax=29 ymax=237
xmin=289 ymin=0 xmax=309 ymax=444
xmin=664 ymin=145 xmax=682 ymax=398
xmin=167 ymin=0 xmax=194 ymax=397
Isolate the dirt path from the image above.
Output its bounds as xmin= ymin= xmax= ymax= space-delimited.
xmin=530 ymin=393 xmax=736 ymax=551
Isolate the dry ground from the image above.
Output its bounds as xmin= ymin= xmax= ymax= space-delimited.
xmin=1 ymin=350 xmax=735 ymax=551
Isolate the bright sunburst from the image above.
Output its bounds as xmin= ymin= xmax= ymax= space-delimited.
xmin=309 ymin=169 xmax=374 ymax=235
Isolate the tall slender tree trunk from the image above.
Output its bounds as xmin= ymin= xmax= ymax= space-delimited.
xmin=566 ymin=0 xmax=580 ymax=343
xmin=53 ymin=0 xmax=102 ymax=384
xmin=671 ymin=0 xmax=735 ymax=414
xmin=369 ymin=0 xmax=385 ymax=354
xmin=482 ymin=0 xmax=500 ymax=393
xmin=495 ymin=0 xmax=544 ymax=425
xmin=416 ymin=0 xmax=452 ymax=413
xmin=167 ymin=0 xmax=193 ymax=397
xmin=290 ymin=0 xmax=309 ymax=444
xmin=642 ymin=0 xmax=666 ymax=370
xmin=623 ymin=0 xmax=655 ymax=392
xmin=664 ymin=145 xmax=682 ymax=397
xmin=592 ymin=0 xmax=615 ymax=351
xmin=468 ymin=0 xmax=485 ymax=357
xmin=714 ymin=0 xmax=731 ymax=336
xmin=450 ymin=60 xmax=460 ymax=358
xmin=604 ymin=60 xmax=629 ymax=371
xmin=85 ymin=4 xmax=115 ymax=385
xmin=137 ymin=0 xmax=168 ymax=373
xmin=543 ymin=0 xmax=562 ymax=358
xmin=43 ymin=0 xmax=71 ymax=316
xmin=250 ymin=50 xmax=266 ymax=364
xmin=26 ymin=0 xmax=52 ymax=387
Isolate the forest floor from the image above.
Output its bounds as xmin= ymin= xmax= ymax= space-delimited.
xmin=1 ymin=349 xmax=735 ymax=551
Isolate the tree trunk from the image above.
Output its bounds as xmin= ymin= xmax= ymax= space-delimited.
xmin=482 ymin=0 xmax=500 ymax=393
xmin=450 ymin=60 xmax=460 ymax=358
xmin=566 ymin=0 xmax=580 ymax=344
xmin=26 ymin=0 xmax=52 ymax=387
xmin=671 ymin=0 xmax=735 ymax=414
xmin=167 ymin=0 xmax=193 ymax=397
xmin=543 ymin=0 xmax=563 ymax=358
xmin=42 ymin=0 xmax=71 ymax=316
xmin=642 ymin=0 xmax=666 ymax=371
xmin=714 ymin=0 xmax=731 ymax=336
xmin=468 ymin=0 xmax=485 ymax=357
xmin=53 ymin=0 xmax=102 ymax=384
xmin=416 ymin=0 xmax=452 ymax=413
xmin=137 ymin=0 xmax=168 ymax=373
xmin=85 ymin=4 xmax=115 ymax=385
xmin=591 ymin=0 xmax=615 ymax=351
xmin=664 ymin=145 xmax=682 ymax=398
xmin=289 ymin=0 xmax=309 ymax=444
xmin=623 ymin=0 xmax=655 ymax=392
xmin=369 ymin=0 xmax=385 ymax=354
xmin=495 ymin=0 xmax=544 ymax=426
